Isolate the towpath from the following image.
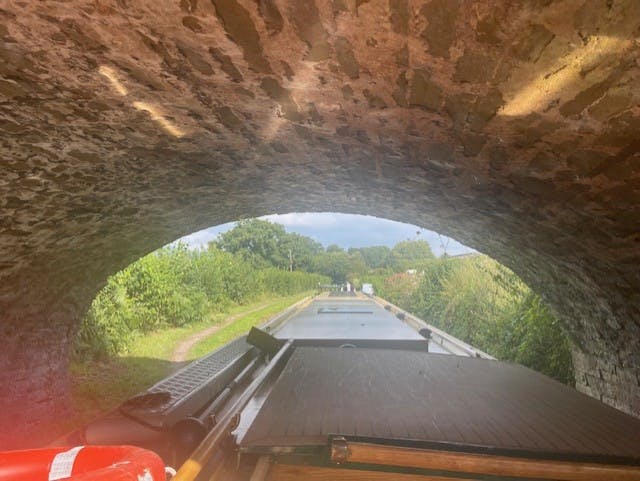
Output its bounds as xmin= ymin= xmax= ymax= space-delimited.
xmin=171 ymin=301 xmax=272 ymax=362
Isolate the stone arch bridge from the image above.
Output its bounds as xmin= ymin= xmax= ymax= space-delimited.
xmin=1 ymin=0 xmax=639 ymax=448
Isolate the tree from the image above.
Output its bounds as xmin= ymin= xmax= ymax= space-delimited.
xmin=347 ymin=250 xmax=367 ymax=276
xmin=312 ymin=250 xmax=351 ymax=283
xmin=216 ymin=219 xmax=324 ymax=272
xmin=216 ymin=219 xmax=290 ymax=269
xmin=387 ymin=240 xmax=434 ymax=271
xmin=354 ymin=245 xmax=391 ymax=269
xmin=281 ymin=232 xmax=324 ymax=272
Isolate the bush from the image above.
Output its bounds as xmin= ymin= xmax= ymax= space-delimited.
xmin=74 ymin=279 xmax=134 ymax=360
xmin=73 ymin=244 xmax=328 ymax=361
xmin=257 ymin=268 xmax=327 ymax=295
xmin=377 ymin=255 xmax=574 ymax=385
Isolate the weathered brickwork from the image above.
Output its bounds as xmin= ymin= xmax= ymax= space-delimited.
xmin=1 ymin=0 xmax=639 ymax=447
xmin=1 ymin=314 xmax=73 ymax=448
xmin=573 ymin=350 xmax=640 ymax=418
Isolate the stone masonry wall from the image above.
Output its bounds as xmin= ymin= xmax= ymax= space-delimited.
xmin=573 ymin=351 xmax=640 ymax=418
xmin=1 ymin=314 xmax=73 ymax=449
xmin=1 ymin=0 xmax=639 ymax=446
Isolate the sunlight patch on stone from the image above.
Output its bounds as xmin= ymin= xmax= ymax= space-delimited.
xmin=500 ymin=35 xmax=627 ymax=117
xmin=132 ymin=102 xmax=185 ymax=138
xmin=98 ymin=65 xmax=128 ymax=96
xmin=99 ymin=65 xmax=186 ymax=138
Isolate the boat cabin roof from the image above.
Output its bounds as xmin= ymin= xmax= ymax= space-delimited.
xmin=238 ymin=346 xmax=640 ymax=461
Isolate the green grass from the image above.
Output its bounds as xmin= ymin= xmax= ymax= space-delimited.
xmin=67 ymin=292 xmax=310 ymax=433
xmin=188 ymin=293 xmax=309 ymax=359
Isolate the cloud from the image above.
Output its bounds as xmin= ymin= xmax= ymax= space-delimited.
xmin=175 ymin=222 xmax=236 ymax=249
xmin=262 ymin=212 xmax=339 ymax=228
xmin=171 ymin=213 xmax=475 ymax=257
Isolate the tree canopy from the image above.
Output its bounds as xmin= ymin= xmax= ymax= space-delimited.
xmin=351 ymin=245 xmax=390 ymax=269
xmin=387 ymin=240 xmax=435 ymax=271
xmin=215 ymin=219 xmax=323 ymax=271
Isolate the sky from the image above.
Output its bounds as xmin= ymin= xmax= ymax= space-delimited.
xmin=176 ymin=213 xmax=475 ymax=257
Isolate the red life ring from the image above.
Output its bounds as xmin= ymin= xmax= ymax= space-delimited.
xmin=0 ymin=445 xmax=165 ymax=481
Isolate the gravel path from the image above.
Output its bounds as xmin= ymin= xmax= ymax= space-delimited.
xmin=170 ymin=301 xmax=272 ymax=362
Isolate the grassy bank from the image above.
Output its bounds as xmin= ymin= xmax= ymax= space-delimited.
xmin=69 ymin=292 xmax=310 ymax=430
xmin=188 ymin=295 xmax=309 ymax=359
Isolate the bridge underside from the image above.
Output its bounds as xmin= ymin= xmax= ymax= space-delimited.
xmin=1 ymin=0 xmax=639 ymax=447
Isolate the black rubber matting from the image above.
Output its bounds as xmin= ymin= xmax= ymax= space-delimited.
xmin=239 ymin=347 xmax=640 ymax=459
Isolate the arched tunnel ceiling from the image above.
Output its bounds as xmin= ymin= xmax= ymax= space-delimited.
xmin=1 ymin=0 xmax=639 ymax=446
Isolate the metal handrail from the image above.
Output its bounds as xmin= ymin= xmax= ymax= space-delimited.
xmin=372 ymin=296 xmax=495 ymax=360
xmin=171 ymin=340 xmax=294 ymax=481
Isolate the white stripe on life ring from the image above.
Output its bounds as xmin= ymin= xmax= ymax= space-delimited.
xmin=48 ymin=446 xmax=84 ymax=481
